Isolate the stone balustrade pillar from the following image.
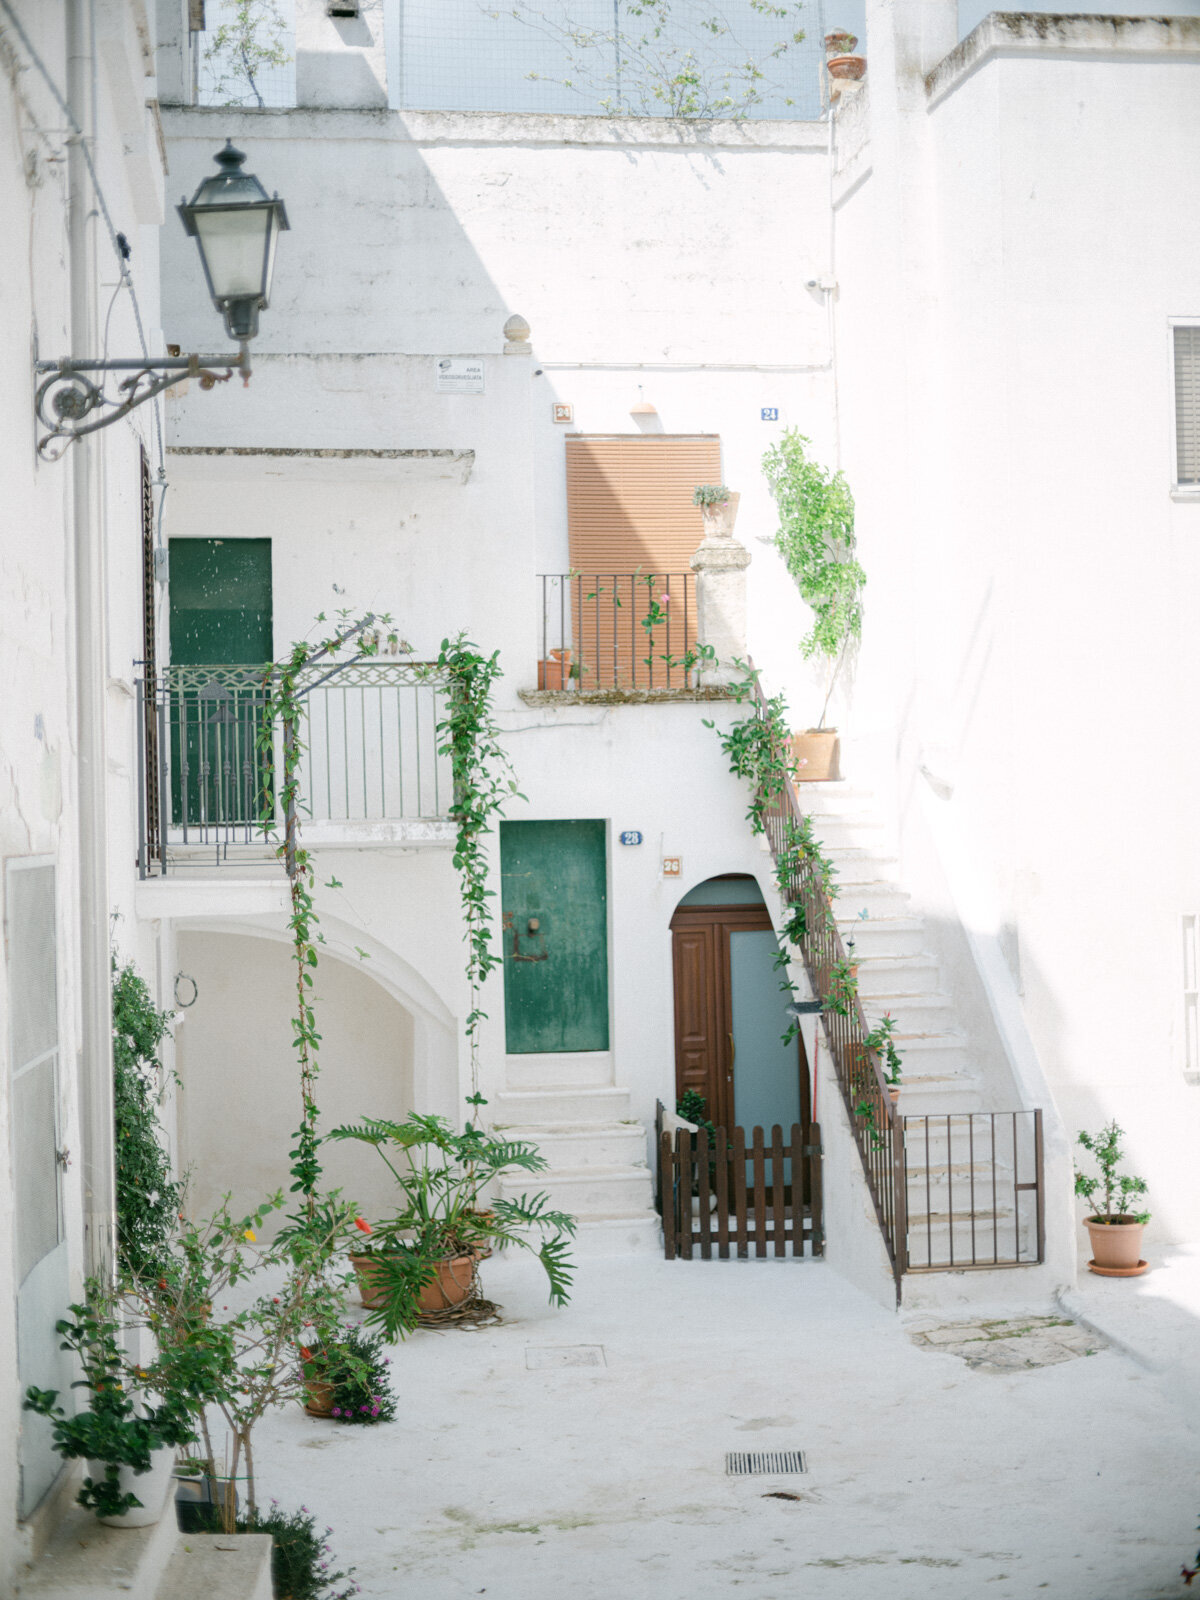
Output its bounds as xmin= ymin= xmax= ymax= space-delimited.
xmin=690 ymin=494 xmax=751 ymax=687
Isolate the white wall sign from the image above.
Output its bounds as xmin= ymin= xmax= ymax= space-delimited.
xmin=435 ymin=358 xmax=484 ymax=394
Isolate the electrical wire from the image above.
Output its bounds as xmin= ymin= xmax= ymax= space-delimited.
xmin=0 ymin=0 xmax=166 ymax=473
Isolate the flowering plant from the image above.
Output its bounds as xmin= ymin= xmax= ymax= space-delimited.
xmin=300 ymin=1324 xmax=396 ymax=1426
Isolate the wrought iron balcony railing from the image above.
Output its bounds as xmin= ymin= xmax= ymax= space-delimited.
xmin=137 ymin=661 xmax=452 ymax=874
xmin=538 ymin=572 xmax=700 ymax=691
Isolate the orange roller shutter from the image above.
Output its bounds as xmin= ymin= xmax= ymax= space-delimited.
xmin=563 ymin=435 xmax=722 ymax=689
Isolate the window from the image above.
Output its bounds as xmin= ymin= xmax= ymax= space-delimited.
xmin=1173 ymin=326 xmax=1200 ymax=487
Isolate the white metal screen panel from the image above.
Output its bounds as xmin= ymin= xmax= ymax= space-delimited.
xmin=1174 ymin=327 xmax=1200 ymax=485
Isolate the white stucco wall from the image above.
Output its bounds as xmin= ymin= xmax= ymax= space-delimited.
xmin=835 ymin=8 xmax=1200 ymax=1245
xmin=175 ymin=930 xmax=416 ymax=1224
xmin=0 ymin=0 xmax=172 ymax=1570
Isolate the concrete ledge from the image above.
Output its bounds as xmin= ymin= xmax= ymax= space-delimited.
xmin=134 ymin=877 xmax=291 ymax=921
xmin=16 ymin=1502 xmax=176 ymax=1600
xmin=518 ymin=687 xmax=735 ymax=707
xmin=161 ymin=104 xmax=829 ymax=152
xmin=927 ymin=12 xmax=1200 ymax=104
xmin=157 ymin=1533 xmax=274 ymax=1600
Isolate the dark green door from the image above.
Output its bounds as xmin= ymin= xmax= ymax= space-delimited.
xmin=501 ymin=820 xmax=609 ymax=1054
xmin=168 ymin=539 xmax=273 ymax=826
xmin=169 ymin=538 xmax=272 ymax=665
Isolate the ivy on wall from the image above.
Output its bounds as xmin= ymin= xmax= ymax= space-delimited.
xmin=112 ymin=961 xmax=181 ymax=1281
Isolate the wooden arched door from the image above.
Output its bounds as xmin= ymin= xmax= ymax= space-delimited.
xmin=670 ymin=899 xmax=809 ymax=1136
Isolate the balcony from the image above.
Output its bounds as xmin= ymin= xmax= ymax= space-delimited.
xmin=536 ymin=572 xmax=705 ymax=695
xmin=137 ymin=661 xmax=454 ymax=874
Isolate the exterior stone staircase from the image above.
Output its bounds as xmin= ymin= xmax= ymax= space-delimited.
xmin=799 ymin=783 xmax=1029 ymax=1269
xmin=493 ymin=1052 xmax=660 ymax=1254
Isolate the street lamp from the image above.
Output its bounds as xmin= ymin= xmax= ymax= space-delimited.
xmin=34 ymin=142 xmax=289 ymax=460
xmin=178 ymin=141 xmax=289 ymax=343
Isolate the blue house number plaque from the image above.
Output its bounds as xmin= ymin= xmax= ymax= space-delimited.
xmin=761 ymin=406 xmax=779 ymax=421
xmin=619 ymin=830 xmax=644 ymax=846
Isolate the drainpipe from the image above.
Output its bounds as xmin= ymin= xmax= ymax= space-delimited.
xmin=67 ymin=0 xmax=115 ymax=1280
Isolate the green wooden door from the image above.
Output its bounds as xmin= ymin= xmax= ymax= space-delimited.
xmin=501 ymin=820 xmax=609 ymax=1054
xmin=169 ymin=538 xmax=272 ymax=665
xmin=168 ymin=539 xmax=273 ymax=826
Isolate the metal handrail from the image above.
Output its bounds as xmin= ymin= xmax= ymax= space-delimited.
xmin=747 ymin=672 xmax=906 ymax=1287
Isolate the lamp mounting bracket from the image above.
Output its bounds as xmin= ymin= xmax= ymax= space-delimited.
xmin=33 ymin=347 xmax=251 ymax=461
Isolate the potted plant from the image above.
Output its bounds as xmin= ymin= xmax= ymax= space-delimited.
xmin=328 ymin=1111 xmax=576 ymax=1340
xmin=693 ymin=483 xmax=740 ymax=539
xmin=538 ymin=647 xmax=574 ymax=690
xmin=1074 ymin=1121 xmax=1151 ymax=1276
xmin=824 ymin=29 xmax=865 ymax=80
xmin=298 ymin=1324 xmax=396 ymax=1425
xmin=23 ymin=1280 xmax=196 ymax=1527
xmin=762 ymin=431 xmax=863 ymax=781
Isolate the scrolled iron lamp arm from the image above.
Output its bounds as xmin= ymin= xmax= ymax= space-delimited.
xmin=33 ymin=347 xmax=251 ymax=461
xmin=35 ymin=138 xmax=289 ymax=462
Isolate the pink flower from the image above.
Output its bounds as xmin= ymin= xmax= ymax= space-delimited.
xmin=354 ymin=1217 xmax=372 ymax=1234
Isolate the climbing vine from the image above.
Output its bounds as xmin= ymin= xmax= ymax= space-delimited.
xmin=111 ymin=960 xmax=181 ymax=1281
xmin=433 ymin=634 xmax=522 ymax=1114
xmin=708 ymin=666 xmax=901 ymax=1091
xmin=256 ymin=611 xmax=396 ymax=1219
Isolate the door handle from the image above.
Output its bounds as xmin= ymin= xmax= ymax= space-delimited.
xmin=727 ymin=1032 xmax=735 ymax=1081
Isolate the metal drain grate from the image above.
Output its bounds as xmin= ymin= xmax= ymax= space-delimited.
xmin=726 ymin=1450 xmax=807 ymax=1476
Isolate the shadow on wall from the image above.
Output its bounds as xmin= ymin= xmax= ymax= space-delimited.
xmin=175 ymin=929 xmax=415 ymax=1229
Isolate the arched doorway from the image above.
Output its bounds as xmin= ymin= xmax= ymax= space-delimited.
xmin=669 ymin=874 xmax=810 ymax=1136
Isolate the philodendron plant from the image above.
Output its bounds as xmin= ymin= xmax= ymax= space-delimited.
xmin=327 ymin=1112 xmax=576 ymax=1339
xmin=1074 ymin=1121 xmax=1150 ymax=1225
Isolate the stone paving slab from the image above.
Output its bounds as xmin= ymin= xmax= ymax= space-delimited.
xmin=909 ymin=1315 xmax=1108 ymax=1371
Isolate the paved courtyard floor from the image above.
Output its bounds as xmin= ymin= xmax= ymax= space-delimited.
xmin=251 ymin=1252 xmax=1200 ymax=1600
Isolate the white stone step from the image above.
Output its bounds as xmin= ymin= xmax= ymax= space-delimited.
xmin=862 ymin=992 xmax=957 ymax=1035
xmin=837 ymin=915 xmax=927 ymax=957
xmin=896 ymin=1072 xmax=984 ymax=1113
xmin=572 ymin=1214 xmax=662 ymax=1255
xmin=793 ymin=781 xmax=877 ymax=817
xmin=810 ymin=814 xmax=888 ymax=849
xmin=824 ymin=847 xmax=902 ymax=885
xmin=155 ymin=1534 xmax=273 ymax=1600
xmin=508 ymin=1123 xmax=648 ymax=1168
xmin=493 ymin=1086 xmax=632 ymax=1125
xmin=832 ymin=879 xmax=913 ymax=919
xmin=505 ymin=1051 xmax=613 ymax=1088
xmin=18 ymin=1506 xmax=272 ymax=1600
xmin=498 ymin=1164 xmax=654 ymax=1215
xmin=853 ymin=953 xmax=941 ymax=998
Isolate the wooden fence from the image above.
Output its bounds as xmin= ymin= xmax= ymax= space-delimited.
xmin=658 ymin=1119 xmax=823 ymax=1261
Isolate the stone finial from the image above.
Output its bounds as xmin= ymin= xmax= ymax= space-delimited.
xmin=503 ymin=314 xmax=532 ymax=354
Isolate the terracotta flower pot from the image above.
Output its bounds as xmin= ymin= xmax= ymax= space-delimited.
xmin=824 ymin=30 xmax=858 ymax=54
xmin=417 ymin=1254 xmax=476 ymax=1312
xmin=304 ymin=1379 xmax=335 ymax=1417
xmin=1085 ymin=1216 xmax=1148 ymax=1275
xmin=538 ymin=649 xmax=573 ymax=690
xmin=349 ymin=1252 xmax=388 ymax=1309
xmin=791 ymin=729 xmax=840 ymax=782
xmin=827 ymin=54 xmax=866 ymax=81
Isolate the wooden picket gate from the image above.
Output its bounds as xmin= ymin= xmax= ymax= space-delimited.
xmin=656 ymin=1109 xmax=823 ymax=1260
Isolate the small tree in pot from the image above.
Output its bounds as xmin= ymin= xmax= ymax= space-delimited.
xmin=1074 ymin=1120 xmax=1150 ymax=1276
xmin=762 ymin=430 xmax=863 ymax=780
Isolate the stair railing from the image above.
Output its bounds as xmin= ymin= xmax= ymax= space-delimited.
xmin=747 ymin=675 xmax=907 ymax=1291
